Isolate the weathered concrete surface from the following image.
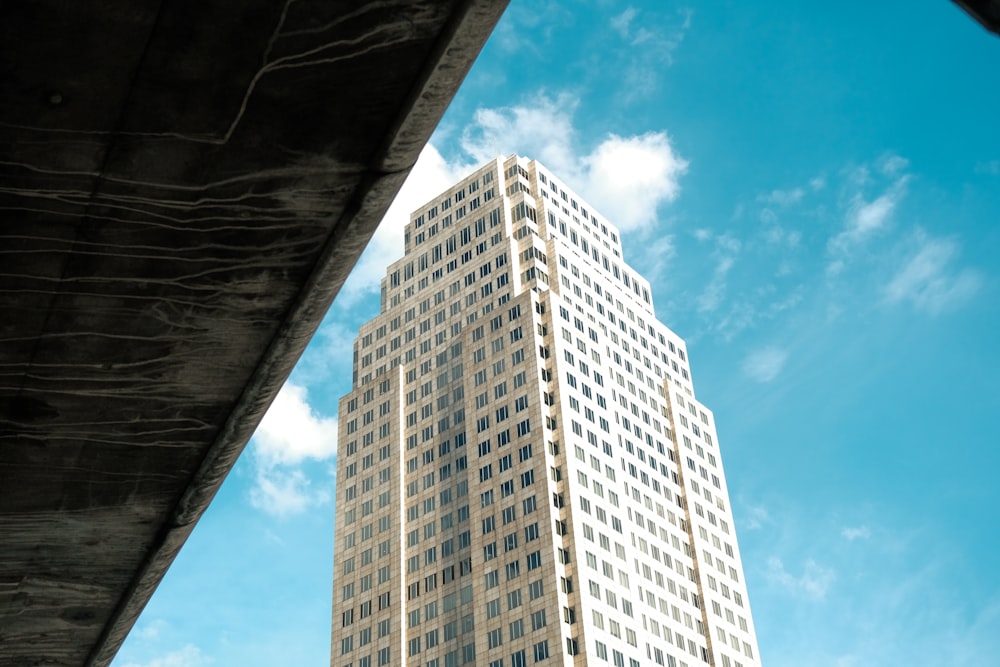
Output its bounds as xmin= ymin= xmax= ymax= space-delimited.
xmin=0 ymin=1 xmax=507 ymax=665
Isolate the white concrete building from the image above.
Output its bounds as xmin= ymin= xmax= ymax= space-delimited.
xmin=331 ymin=156 xmax=762 ymax=667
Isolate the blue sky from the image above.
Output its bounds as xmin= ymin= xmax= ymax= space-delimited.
xmin=113 ymin=2 xmax=1000 ymax=666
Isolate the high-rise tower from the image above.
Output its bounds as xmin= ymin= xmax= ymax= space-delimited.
xmin=331 ymin=156 xmax=762 ymax=667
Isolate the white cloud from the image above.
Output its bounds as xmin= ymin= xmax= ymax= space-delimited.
xmin=119 ymin=645 xmax=212 ymax=667
xmin=249 ymin=382 xmax=338 ymax=517
xmin=766 ymin=556 xmax=835 ymax=600
xmin=841 ymin=526 xmax=872 ymax=541
xmin=742 ymin=346 xmax=789 ymax=383
xmin=884 ymin=233 xmax=982 ymax=315
xmin=583 ymin=133 xmax=688 ymax=230
xmin=462 ymin=93 xmax=687 ymax=232
xmin=254 ymin=383 xmax=337 ymax=466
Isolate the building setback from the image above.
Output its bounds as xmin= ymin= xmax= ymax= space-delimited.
xmin=331 ymin=155 xmax=762 ymax=667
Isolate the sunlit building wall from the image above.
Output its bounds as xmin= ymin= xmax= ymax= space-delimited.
xmin=331 ymin=155 xmax=762 ymax=667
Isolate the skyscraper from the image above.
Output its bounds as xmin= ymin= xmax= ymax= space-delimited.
xmin=331 ymin=155 xmax=762 ymax=667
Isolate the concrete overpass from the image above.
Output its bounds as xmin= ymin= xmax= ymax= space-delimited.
xmin=0 ymin=1 xmax=507 ymax=665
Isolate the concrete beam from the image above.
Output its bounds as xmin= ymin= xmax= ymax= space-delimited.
xmin=0 ymin=1 xmax=508 ymax=665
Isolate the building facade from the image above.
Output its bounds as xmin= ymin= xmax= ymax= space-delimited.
xmin=331 ymin=156 xmax=762 ymax=667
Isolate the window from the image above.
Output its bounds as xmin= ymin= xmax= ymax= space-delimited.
xmin=533 ymin=640 xmax=549 ymax=662
xmin=531 ymin=609 xmax=547 ymax=631
xmin=486 ymin=598 xmax=501 ymax=618
xmin=595 ymin=641 xmax=607 ymax=660
xmin=502 ymin=505 xmax=517 ymax=525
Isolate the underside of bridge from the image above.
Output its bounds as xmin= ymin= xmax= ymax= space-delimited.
xmin=0 ymin=1 xmax=507 ymax=665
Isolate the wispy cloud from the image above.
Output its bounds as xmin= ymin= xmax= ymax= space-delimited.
xmin=758 ymin=207 xmax=802 ymax=249
xmin=250 ymin=467 xmax=330 ymax=517
xmin=829 ymin=180 xmax=907 ymax=260
xmin=697 ymin=257 xmax=734 ymax=313
xmin=118 ymin=645 xmax=212 ymax=667
xmin=634 ymin=234 xmax=676 ymax=286
xmin=884 ymin=232 xmax=982 ymax=315
xmin=696 ymin=233 xmax=740 ymax=313
xmin=742 ymin=346 xmax=789 ymax=383
xmin=249 ymin=382 xmax=338 ymax=517
xmin=758 ymin=187 xmax=805 ymax=207
xmin=878 ymin=153 xmax=909 ymax=175
xmin=841 ymin=526 xmax=872 ymax=541
xmin=742 ymin=503 xmax=772 ymax=530
xmin=974 ymin=160 xmax=1000 ymax=175
xmin=609 ymin=6 xmax=693 ymax=99
xmin=610 ymin=7 xmax=639 ymax=39
xmin=134 ymin=619 xmax=168 ymax=641
xmin=461 ymin=92 xmax=579 ymax=170
xmin=489 ymin=2 xmax=572 ymax=55
xmin=766 ymin=556 xmax=835 ymax=600
xmin=290 ymin=319 xmax=357 ymax=386
xmin=714 ymin=287 xmax=804 ymax=341
xmin=827 ymin=157 xmax=910 ymax=275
